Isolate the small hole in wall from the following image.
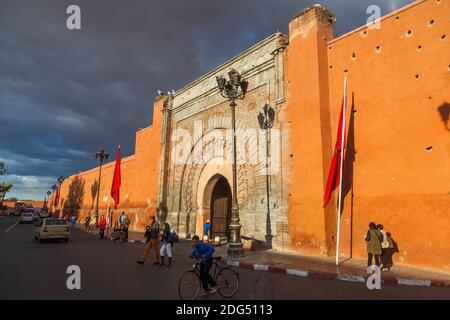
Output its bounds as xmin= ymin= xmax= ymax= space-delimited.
xmin=448 ymin=64 xmax=450 ymax=72
xmin=441 ymin=34 xmax=446 ymax=40
xmin=428 ymin=96 xmax=432 ymax=100
xmin=416 ymin=45 xmax=422 ymax=51
xmin=290 ymin=154 xmax=294 ymax=158
xmin=425 ymin=146 xmax=433 ymax=152
xmin=406 ymin=30 xmax=413 ymax=37
xmin=375 ymin=45 xmax=382 ymax=53
xmin=436 ymin=0 xmax=441 ymax=3
xmin=395 ymin=16 xmax=400 ymax=20
xmin=428 ymin=20 xmax=435 ymax=27
xmin=329 ymin=46 xmax=332 ymax=50
xmin=415 ymin=74 xmax=420 ymax=79
xmin=329 ymin=65 xmax=333 ymax=69
xmin=351 ymin=53 xmax=356 ymax=60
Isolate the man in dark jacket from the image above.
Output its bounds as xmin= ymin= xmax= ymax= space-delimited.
xmin=137 ymin=215 xmax=160 ymax=265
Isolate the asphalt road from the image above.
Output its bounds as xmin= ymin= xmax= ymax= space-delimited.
xmin=1 ymin=216 xmax=449 ymax=300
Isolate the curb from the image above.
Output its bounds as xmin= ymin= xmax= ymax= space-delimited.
xmin=225 ymin=259 xmax=450 ymax=288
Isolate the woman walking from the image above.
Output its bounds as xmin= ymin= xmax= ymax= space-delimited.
xmin=159 ymin=223 xmax=172 ymax=267
xmin=365 ymin=222 xmax=383 ymax=272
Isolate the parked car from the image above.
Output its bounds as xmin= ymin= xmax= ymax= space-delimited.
xmin=20 ymin=212 xmax=34 ymax=224
xmin=39 ymin=211 xmax=50 ymax=218
xmin=35 ymin=218 xmax=70 ymax=243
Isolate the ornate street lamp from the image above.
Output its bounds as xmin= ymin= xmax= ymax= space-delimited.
xmin=94 ymin=149 xmax=109 ymax=227
xmin=258 ymin=103 xmax=276 ymax=248
xmin=216 ymin=69 xmax=248 ymax=258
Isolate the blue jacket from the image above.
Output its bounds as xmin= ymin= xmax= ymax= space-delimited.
xmin=203 ymin=223 xmax=210 ymax=235
xmin=191 ymin=242 xmax=215 ymax=262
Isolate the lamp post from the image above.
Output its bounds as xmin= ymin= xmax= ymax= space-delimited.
xmin=94 ymin=150 xmax=109 ymax=228
xmin=258 ymin=103 xmax=275 ymax=248
xmin=45 ymin=190 xmax=51 ymax=211
xmin=216 ymin=69 xmax=248 ymax=258
xmin=56 ymin=176 xmax=65 ymax=217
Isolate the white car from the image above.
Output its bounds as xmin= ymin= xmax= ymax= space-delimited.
xmin=39 ymin=211 xmax=50 ymax=218
xmin=20 ymin=212 xmax=34 ymax=223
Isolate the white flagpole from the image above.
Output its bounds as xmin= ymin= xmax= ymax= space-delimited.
xmin=106 ymin=194 xmax=111 ymax=237
xmin=336 ymin=73 xmax=347 ymax=266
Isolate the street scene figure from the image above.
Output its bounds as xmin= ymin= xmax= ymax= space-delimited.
xmin=191 ymin=235 xmax=217 ymax=295
xmin=99 ymin=215 xmax=107 ymax=240
xmin=159 ymin=222 xmax=172 ymax=267
xmin=85 ymin=215 xmax=91 ymax=231
xmin=136 ymin=215 xmax=160 ymax=265
xmin=70 ymin=214 xmax=77 ymax=229
xmin=365 ymin=222 xmax=383 ymax=272
xmin=203 ymin=219 xmax=210 ymax=237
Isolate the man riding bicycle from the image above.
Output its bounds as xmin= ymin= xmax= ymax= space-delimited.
xmin=190 ymin=235 xmax=217 ymax=295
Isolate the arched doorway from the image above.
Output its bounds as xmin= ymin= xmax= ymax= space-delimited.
xmin=209 ymin=176 xmax=232 ymax=241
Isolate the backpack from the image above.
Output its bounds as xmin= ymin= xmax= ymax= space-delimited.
xmin=168 ymin=231 xmax=179 ymax=242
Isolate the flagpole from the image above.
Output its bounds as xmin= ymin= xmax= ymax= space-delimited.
xmin=336 ymin=73 xmax=347 ymax=266
xmin=106 ymin=193 xmax=111 ymax=238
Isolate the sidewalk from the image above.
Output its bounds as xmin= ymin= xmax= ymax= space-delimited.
xmin=214 ymin=245 xmax=450 ymax=288
xmin=76 ymin=223 xmax=148 ymax=243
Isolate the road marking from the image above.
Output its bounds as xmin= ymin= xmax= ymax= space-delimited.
xmin=5 ymin=220 xmax=20 ymax=232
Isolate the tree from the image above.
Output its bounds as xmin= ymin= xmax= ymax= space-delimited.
xmin=0 ymin=182 xmax=13 ymax=211
xmin=0 ymin=161 xmax=13 ymax=211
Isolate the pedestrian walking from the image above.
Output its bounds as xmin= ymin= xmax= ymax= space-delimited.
xmin=365 ymin=222 xmax=383 ymax=272
xmin=70 ymin=214 xmax=77 ymax=229
xmin=122 ymin=215 xmax=130 ymax=241
xmin=119 ymin=212 xmax=126 ymax=225
xmin=377 ymin=224 xmax=389 ymax=266
xmin=381 ymin=232 xmax=399 ymax=271
xmin=203 ymin=219 xmax=210 ymax=237
xmin=85 ymin=215 xmax=91 ymax=231
xmin=136 ymin=215 xmax=160 ymax=265
xmin=99 ymin=215 xmax=107 ymax=240
xmin=159 ymin=223 xmax=173 ymax=267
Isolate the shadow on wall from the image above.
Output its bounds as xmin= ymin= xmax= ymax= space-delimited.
xmin=64 ymin=176 xmax=85 ymax=216
xmin=437 ymin=102 xmax=450 ymax=131
xmin=90 ymin=180 xmax=99 ymax=210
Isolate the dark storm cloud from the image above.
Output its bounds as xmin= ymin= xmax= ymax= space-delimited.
xmin=0 ymin=0 xmax=410 ymax=199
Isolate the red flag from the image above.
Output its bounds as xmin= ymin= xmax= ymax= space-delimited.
xmin=110 ymin=145 xmax=121 ymax=208
xmin=54 ymin=186 xmax=59 ymax=206
xmin=324 ymin=80 xmax=347 ymax=208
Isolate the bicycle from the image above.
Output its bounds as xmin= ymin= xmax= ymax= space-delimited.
xmin=108 ymin=227 xmax=127 ymax=242
xmin=178 ymin=256 xmax=240 ymax=300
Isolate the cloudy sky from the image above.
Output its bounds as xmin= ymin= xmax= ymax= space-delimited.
xmin=0 ymin=0 xmax=411 ymax=200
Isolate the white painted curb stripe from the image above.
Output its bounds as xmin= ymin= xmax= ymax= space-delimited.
xmin=226 ymin=260 xmax=240 ymax=267
xmin=254 ymin=264 xmax=269 ymax=271
xmin=396 ymin=278 xmax=431 ymax=287
xmin=286 ymin=268 xmax=309 ymax=277
xmin=336 ymin=275 xmax=365 ymax=283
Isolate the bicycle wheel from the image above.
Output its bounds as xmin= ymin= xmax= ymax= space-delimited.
xmin=178 ymin=271 xmax=201 ymax=300
xmin=216 ymin=267 xmax=239 ymax=298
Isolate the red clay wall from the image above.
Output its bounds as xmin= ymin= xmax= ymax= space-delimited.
xmin=55 ymin=97 xmax=165 ymax=231
xmin=285 ymin=0 xmax=450 ymax=272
